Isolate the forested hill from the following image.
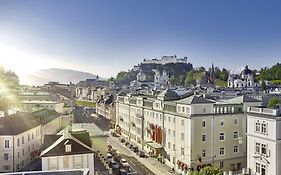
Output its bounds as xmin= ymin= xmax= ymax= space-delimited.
xmin=116 ymin=62 xmax=193 ymax=85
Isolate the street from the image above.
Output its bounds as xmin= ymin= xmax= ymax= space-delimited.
xmin=74 ymin=106 xmax=155 ymax=175
xmin=108 ymin=135 xmax=155 ymax=175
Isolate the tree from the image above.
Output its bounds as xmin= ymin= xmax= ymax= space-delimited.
xmin=185 ymin=71 xmax=196 ymax=87
xmin=261 ymin=80 xmax=266 ymax=90
xmin=267 ymin=97 xmax=281 ymax=108
xmin=188 ymin=166 xmax=223 ymax=175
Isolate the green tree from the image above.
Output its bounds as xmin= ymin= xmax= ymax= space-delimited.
xmin=185 ymin=71 xmax=196 ymax=87
xmin=189 ymin=166 xmax=223 ymax=175
xmin=267 ymin=97 xmax=281 ymax=108
xmin=261 ymin=80 xmax=266 ymax=90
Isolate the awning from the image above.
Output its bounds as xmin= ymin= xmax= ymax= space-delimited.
xmin=146 ymin=141 xmax=163 ymax=149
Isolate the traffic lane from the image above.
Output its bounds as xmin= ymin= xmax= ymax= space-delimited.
xmin=122 ymin=155 xmax=155 ymax=175
xmin=108 ymin=136 xmax=155 ymax=175
xmin=74 ymin=108 xmax=95 ymax=123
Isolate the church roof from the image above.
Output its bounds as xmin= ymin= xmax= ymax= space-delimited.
xmin=241 ymin=65 xmax=252 ymax=75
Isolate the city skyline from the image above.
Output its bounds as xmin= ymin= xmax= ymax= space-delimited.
xmin=0 ymin=0 xmax=281 ymax=79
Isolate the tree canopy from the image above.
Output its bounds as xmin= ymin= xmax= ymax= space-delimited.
xmin=0 ymin=66 xmax=20 ymax=111
xmin=188 ymin=166 xmax=223 ymax=175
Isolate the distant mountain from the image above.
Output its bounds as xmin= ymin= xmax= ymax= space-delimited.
xmin=21 ymin=68 xmax=99 ymax=85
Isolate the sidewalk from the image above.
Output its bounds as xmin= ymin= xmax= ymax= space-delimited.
xmin=109 ymin=136 xmax=177 ymax=175
xmin=132 ymin=154 xmax=177 ymax=175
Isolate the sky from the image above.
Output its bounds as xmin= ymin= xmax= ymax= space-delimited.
xmin=0 ymin=0 xmax=281 ymax=79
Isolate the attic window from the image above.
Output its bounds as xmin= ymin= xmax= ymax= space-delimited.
xmin=64 ymin=140 xmax=72 ymax=152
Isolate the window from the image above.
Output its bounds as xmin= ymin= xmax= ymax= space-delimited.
xmin=22 ymin=136 xmax=24 ymax=144
xmin=255 ymin=122 xmax=261 ymax=132
xmin=219 ymin=133 xmax=225 ymax=141
xmin=261 ymin=123 xmax=267 ymax=134
xmin=181 ymin=147 xmax=184 ymax=155
xmin=4 ymin=153 xmax=9 ymax=160
xmin=255 ymin=142 xmax=260 ymax=153
xmin=173 ymin=117 xmax=175 ymax=123
xmin=168 ymin=142 xmax=171 ymax=148
xmin=202 ymin=120 xmax=206 ymax=127
xmin=28 ymin=134 xmax=30 ymax=141
xmin=17 ymin=152 xmax=20 ymax=158
xmin=63 ymin=157 xmax=69 ymax=168
xmin=219 ymin=147 xmax=225 ymax=155
xmin=17 ymin=138 xmax=20 ymax=147
xmin=256 ymin=162 xmax=260 ymax=173
xmin=182 ymin=107 xmax=185 ymax=113
xmin=49 ymin=157 xmax=57 ymax=169
xmin=233 ymin=145 xmax=238 ymax=153
xmin=233 ymin=131 xmax=238 ymax=139
xmin=168 ymin=129 xmax=171 ymax=135
xmin=261 ymin=164 xmax=266 ymax=175
xmin=4 ymin=140 xmax=9 ymax=148
xmin=22 ymin=149 xmax=24 ymax=156
xmin=234 ymin=118 xmax=238 ymax=124
xmin=173 ymin=144 xmax=175 ymax=151
xmin=173 ymin=130 xmax=175 ymax=137
xmin=261 ymin=144 xmax=267 ymax=155
xmin=220 ymin=120 xmax=224 ymax=126
xmin=181 ymin=120 xmax=184 ymax=126
xmin=202 ymin=150 xmax=206 ymax=158
xmin=181 ymin=133 xmax=184 ymax=140
xmin=219 ymin=161 xmax=224 ymax=169
xmin=202 ymin=134 xmax=206 ymax=142
xmin=168 ymin=116 xmax=171 ymax=122
xmin=3 ymin=165 xmax=9 ymax=170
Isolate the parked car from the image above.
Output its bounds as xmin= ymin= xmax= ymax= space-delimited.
xmin=109 ymin=160 xmax=119 ymax=169
xmin=138 ymin=150 xmax=145 ymax=157
xmin=107 ymin=153 xmax=113 ymax=162
xmin=129 ymin=144 xmax=134 ymax=149
xmin=133 ymin=146 xmax=138 ymax=152
xmin=125 ymin=142 xmax=129 ymax=146
xmin=120 ymin=158 xmax=130 ymax=167
xmin=119 ymin=169 xmax=128 ymax=175
xmin=120 ymin=138 xmax=125 ymax=143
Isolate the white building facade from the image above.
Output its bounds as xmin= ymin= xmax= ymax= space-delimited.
xmin=116 ymin=91 xmax=261 ymax=174
xmin=247 ymin=107 xmax=281 ymax=175
xmin=0 ymin=116 xmax=41 ymax=173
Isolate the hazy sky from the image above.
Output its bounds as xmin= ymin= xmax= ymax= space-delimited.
xmin=0 ymin=0 xmax=281 ymax=78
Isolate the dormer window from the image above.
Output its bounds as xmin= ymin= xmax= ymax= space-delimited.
xmin=64 ymin=140 xmax=72 ymax=152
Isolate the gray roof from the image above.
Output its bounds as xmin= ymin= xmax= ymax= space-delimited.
xmin=176 ymin=95 xmax=214 ymax=104
xmin=32 ymin=109 xmax=60 ymax=125
xmin=157 ymin=89 xmax=180 ymax=101
xmin=41 ymin=131 xmax=93 ymax=157
xmin=226 ymin=95 xmax=261 ymax=104
xmin=0 ymin=114 xmax=41 ymax=135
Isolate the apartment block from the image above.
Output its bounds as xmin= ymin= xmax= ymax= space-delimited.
xmin=116 ymin=90 xmax=261 ymax=174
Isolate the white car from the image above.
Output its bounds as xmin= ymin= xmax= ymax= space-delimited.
xmin=120 ymin=158 xmax=130 ymax=167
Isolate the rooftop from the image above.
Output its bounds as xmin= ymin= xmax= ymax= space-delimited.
xmin=41 ymin=130 xmax=94 ymax=157
xmin=247 ymin=106 xmax=281 ymax=117
xmin=0 ymin=113 xmax=41 ymax=135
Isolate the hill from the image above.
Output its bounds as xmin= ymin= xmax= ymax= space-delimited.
xmin=21 ymin=68 xmax=98 ymax=85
